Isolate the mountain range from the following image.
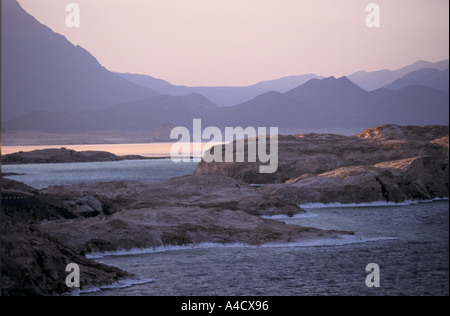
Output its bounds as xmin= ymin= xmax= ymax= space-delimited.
xmin=384 ymin=68 xmax=449 ymax=93
xmin=117 ymin=59 xmax=449 ymax=106
xmin=348 ymin=59 xmax=449 ymax=91
xmin=5 ymin=76 xmax=448 ymax=134
xmin=204 ymin=76 xmax=449 ymax=131
xmin=1 ymin=0 xmax=449 ymax=137
xmin=116 ymin=73 xmax=324 ymax=107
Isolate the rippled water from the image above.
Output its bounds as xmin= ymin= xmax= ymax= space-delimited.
xmin=86 ymin=201 xmax=449 ymax=296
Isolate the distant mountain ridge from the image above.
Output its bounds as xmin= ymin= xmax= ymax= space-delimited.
xmin=5 ymin=76 xmax=448 ymax=134
xmin=117 ymin=59 xmax=449 ymax=106
xmin=384 ymin=68 xmax=449 ymax=93
xmin=1 ymin=0 xmax=159 ymax=121
xmin=206 ymin=76 xmax=449 ymax=131
xmin=348 ymin=59 xmax=449 ymax=91
xmin=116 ymin=73 xmax=324 ymax=107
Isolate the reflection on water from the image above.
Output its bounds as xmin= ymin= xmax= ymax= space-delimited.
xmin=1 ymin=142 xmax=222 ymax=158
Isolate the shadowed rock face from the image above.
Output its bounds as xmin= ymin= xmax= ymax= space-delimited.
xmin=1 ymin=179 xmax=132 ymax=296
xmin=0 ymin=215 xmax=132 ymax=296
xmin=195 ymin=125 xmax=449 ymax=204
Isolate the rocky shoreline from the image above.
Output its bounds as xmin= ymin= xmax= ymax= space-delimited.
xmin=1 ymin=124 xmax=448 ymax=296
xmin=1 ymin=175 xmax=350 ymax=296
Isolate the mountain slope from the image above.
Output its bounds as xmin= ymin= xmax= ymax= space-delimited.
xmin=383 ymin=68 xmax=449 ymax=93
xmin=368 ymin=85 xmax=450 ymax=126
xmin=207 ymin=91 xmax=312 ymax=129
xmin=1 ymin=0 xmax=158 ymax=121
xmin=348 ymin=59 xmax=449 ymax=91
xmin=285 ymin=76 xmax=367 ymax=107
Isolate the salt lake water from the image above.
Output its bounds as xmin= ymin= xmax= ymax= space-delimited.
xmin=81 ymin=200 xmax=448 ymax=296
xmin=2 ymin=159 xmax=199 ymax=189
xmin=2 ymin=159 xmax=449 ymax=296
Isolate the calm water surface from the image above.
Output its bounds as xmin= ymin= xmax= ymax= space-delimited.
xmin=2 ymin=159 xmax=198 ymax=189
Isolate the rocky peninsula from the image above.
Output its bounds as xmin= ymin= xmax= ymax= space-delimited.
xmin=1 ymin=148 xmax=156 ymax=165
xmin=195 ymin=124 xmax=449 ymax=204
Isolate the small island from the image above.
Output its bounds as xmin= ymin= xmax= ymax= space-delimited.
xmin=1 ymin=148 xmax=166 ymax=165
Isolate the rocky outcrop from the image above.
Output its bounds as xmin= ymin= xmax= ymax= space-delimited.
xmin=356 ymin=124 xmax=449 ymax=143
xmin=259 ymin=156 xmax=449 ymax=204
xmin=2 ymin=175 xmax=350 ymax=295
xmin=194 ymin=125 xmax=449 ymax=203
xmin=36 ymin=175 xmax=350 ymax=253
xmin=195 ymin=124 xmax=449 ymax=185
xmin=39 ymin=175 xmax=303 ymax=218
xmin=1 ymin=215 xmax=132 ymax=296
xmin=37 ymin=175 xmax=351 ymax=254
xmin=1 ymin=179 xmax=132 ymax=296
xmin=1 ymin=148 xmax=153 ymax=165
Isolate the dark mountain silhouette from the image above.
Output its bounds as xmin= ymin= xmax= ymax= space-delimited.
xmin=3 ymin=94 xmax=217 ymax=133
xmin=1 ymin=0 xmax=158 ymax=121
xmin=384 ymin=68 xmax=449 ymax=93
xmin=205 ymin=91 xmax=313 ymax=129
xmin=348 ymin=59 xmax=449 ymax=91
xmin=117 ymin=72 xmax=323 ymax=106
xmin=4 ymin=76 xmax=449 ymax=134
xmin=284 ymin=76 xmax=367 ymax=107
xmin=118 ymin=60 xmax=450 ymax=105
xmin=368 ymin=85 xmax=449 ymax=126
xmin=210 ymin=76 xmax=449 ymax=131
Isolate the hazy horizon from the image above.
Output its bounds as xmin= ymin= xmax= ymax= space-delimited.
xmin=16 ymin=0 xmax=449 ymax=87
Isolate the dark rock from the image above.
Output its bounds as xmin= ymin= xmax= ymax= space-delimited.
xmin=0 ymin=209 xmax=132 ymax=296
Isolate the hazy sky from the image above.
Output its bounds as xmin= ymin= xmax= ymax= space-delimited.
xmin=16 ymin=0 xmax=449 ymax=86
